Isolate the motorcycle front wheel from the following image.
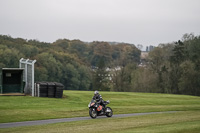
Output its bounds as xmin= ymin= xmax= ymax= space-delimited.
xmin=89 ymin=108 xmax=97 ymax=119
xmin=105 ymin=107 xmax=113 ymax=117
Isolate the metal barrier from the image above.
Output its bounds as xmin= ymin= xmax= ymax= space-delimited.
xmin=19 ymin=58 xmax=36 ymax=96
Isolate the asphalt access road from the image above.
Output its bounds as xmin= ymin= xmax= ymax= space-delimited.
xmin=0 ymin=111 xmax=177 ymax=128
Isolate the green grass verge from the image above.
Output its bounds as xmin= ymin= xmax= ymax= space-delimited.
xmin=1 ymin=111 xmax=200 ymax=133
xmin=0 ymin=91 xmax=200 ymax=123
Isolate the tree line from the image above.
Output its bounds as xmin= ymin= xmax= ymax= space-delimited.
xmin=130 ymin=33 xmax=200 ymax=96
xmin=0 ymin=34 xmax=199 ymax=96
xmin=0 ymin=35 xmax=140 ymax=91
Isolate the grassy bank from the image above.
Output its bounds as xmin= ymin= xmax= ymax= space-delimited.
xmin=0 ymin=91 xmax=200 ymax=123
xmin=1 ymin=111 xmax=200 ymax=133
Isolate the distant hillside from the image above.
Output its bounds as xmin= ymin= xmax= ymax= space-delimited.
xmin=0 ymin=35 xmax=140 ymax=91
xmin=1 ymin=34 xmax=199 ymax=96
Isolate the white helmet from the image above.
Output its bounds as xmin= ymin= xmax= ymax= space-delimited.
xmin=94 ymin=90 xmax=99 ymax=95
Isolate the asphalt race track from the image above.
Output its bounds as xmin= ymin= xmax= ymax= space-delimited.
xmin=0 ymin=111 xmax=176 ymax=128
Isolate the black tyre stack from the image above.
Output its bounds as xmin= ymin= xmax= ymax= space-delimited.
xmin=36 ymin=82 xmax=64 ymax=98
xmin=54 ymin=82 xmax=64 ymax=98
xmin=47 ymin=82 xmax=55 ymax=98
xmin=39 ymin=82 xmax=48 ymax=97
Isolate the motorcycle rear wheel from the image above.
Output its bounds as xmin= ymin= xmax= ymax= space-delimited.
xmin=89 ymin=108 xmax=97 ymax=119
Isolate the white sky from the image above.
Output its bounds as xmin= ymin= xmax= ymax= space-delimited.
xmin=0 ymin=0 xmax=200 ymax=49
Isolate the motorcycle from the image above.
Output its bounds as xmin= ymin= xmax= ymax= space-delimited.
xmin=88 ymin=99 xmax=113 ymax=119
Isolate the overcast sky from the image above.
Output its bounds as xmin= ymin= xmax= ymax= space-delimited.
xmin=0 ymin=0 xmax=200 ymax=49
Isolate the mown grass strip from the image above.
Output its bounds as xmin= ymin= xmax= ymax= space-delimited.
xmin=0 ymin=111 xmax=200 ymax=133
xmin=0 ymin=91 xmax=200 ymax=123
xmin=0 ymin=111 xmax=176 ymax=128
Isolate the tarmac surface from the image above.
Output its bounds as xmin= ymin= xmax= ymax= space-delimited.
xmin=0 ymin=111 xmax=177 ymax=128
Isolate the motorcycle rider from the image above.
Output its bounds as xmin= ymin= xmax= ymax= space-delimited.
xmin=92 ymin=90 xmax=105 ymax=112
